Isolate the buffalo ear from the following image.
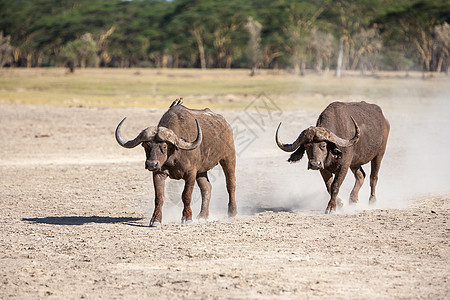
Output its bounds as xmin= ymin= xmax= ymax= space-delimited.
xmin=288 ymin=145 xmax=305 ymax=163
xmin=328 ymin=143 xmax=342 ymax=158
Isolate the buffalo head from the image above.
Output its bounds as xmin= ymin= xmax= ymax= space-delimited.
xmin=275 ymin=117 xmax=360 ymax=170
xmin=115 ymin=117 xmax=202 ymax=171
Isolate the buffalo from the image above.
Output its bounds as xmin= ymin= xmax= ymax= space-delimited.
xmin=115 ymin=100 xmax=237 ymax=226
xmin=276 ymin=101 xmax=390 ymax=214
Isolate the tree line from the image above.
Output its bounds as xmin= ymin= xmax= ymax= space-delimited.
xmin=0 ymin=0 xmax=449 ymax=74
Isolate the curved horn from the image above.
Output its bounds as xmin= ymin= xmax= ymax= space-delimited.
xmin=115 ymin=117 xmax=157 ymax=148
xmin=157 ymin=119 xmax=202 ymax=150
xmin=327 ymin=117 xmax=360 ymax=147
xmin=275 ymin=122 xmax=306 ymax=152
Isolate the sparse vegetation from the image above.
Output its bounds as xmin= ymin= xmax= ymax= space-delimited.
xmin=0 ymin=68 xmax=448 ymax=110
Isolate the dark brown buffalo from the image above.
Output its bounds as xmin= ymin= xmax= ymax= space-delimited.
xmin=115 ymin=100 xmax=237 ymax=226
xmin=276 ymin=101 xmax=390 ymax=214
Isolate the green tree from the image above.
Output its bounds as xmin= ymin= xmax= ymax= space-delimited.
xmin=282 ymin=0 xmax=328 ymax=75
xmin=211 ymin=0 xmax=248 ymax=68
xmin=325 ymin=0 xmax=386 ymax=75
xmin=245 ymin=16 xmax=262 ymax=76
xmin=169 ymin=0 xmax=217 ymax=69
xmin=378 ymin=0 xmax=450 ymax=72
xmin=252 ymin=0 xmax=286 ymax=69
xmin=0 ymin=0 xmax=117 ymax=67
xmin=310 ymin=28 xmax=334 ymax=72
xmin=2 ymin=0 xmax=448 ymax=72
xmin=62 ymin=33 xmax=97 ymax=72
xmin=0 ymin=31 xmax=14 ymax=67
xmin=434 ymin=22 xmax=450 ymax=73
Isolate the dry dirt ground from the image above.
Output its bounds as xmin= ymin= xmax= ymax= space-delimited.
xmin=1 ymin=102 xmax=449 ymax=299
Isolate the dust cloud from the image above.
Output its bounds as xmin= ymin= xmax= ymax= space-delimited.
xmin=145 ymin=90 xmax=450 ymax=224
xmin=379 ymin=98 xmax=450 ymax=203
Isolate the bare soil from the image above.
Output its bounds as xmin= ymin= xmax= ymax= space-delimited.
xmin=1 ymin=103 xmax=449 ymax=299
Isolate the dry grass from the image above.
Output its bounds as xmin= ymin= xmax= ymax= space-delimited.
xmin=0 ymin=68 xmax=448 ymax=111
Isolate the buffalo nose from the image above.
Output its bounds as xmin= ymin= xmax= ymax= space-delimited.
xmin=308 ymin=161 xmax=322 ymax=170
xmin=145 ymin=161 xmax=159 ymax=170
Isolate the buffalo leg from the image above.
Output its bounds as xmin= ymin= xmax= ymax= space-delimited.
xmin=220 ymin=157 xmax=237 ymax=217
xmin=196 ymin=172 xmax=212 ymax=220
xmin=369 ymin=155 xmax=383 ymax=205
xmin=325 ymin=167 xmax=349 ymax=214
xmin=181 ymin=174 xmax=196 ymax=224
xmin=320 ymin=169 xmax=343 ymax=208
xmin=150 ymin=172 xmax=167 ymax=227
xmin=349 ymin=166 xmax=366 ymax=204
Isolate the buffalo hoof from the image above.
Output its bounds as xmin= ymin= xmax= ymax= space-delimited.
xmin=181 ymin=219 xmax=193 ymax=225
xmin=325 ymin=209 xmax=336 ymax=215
xmin=369 ymin=196 xmax=376 ymax=205
xmin=349 ymin=196 xmax=358 ymax=204
xmin=228 ymin=208 xmax=237 ymax=218
xmin=149 ymin=221 xmax=161 ymax=227
xmin=196 ymin=213 xmax=209 ymax=221
xmin=196 ymin=216 xmax=207 ymax=223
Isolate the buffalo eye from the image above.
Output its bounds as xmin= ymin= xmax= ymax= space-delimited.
xmin=319 ymin=143 xmax=327 ymax=150
xmin=331 ymin=147 xmax=342 ymax=158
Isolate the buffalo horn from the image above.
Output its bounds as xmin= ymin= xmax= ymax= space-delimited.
xmin=326 ymin=117 xmax=360 ymax=147
xmin=275 ymin=116 xmax=360 ymax=152
xmin=115 ymin=117 xmax=157 ymax=148
xmin=157 ymin=119 xmax=202 ymax=150
xmin=275 ymin=122 xmax=305 ymax=152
